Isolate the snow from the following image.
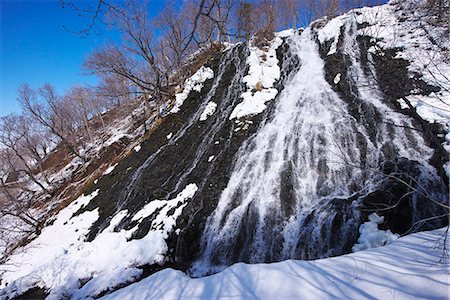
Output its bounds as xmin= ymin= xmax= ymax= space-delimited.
xmin=103 ymin=163 xmax=118 ymax=175
xmin=0 ymin=184 xmax=198 ymax=299
xmin=398 ymin=93 xmax=450 ymax=125
xmin=275 ymin=28 xmax=295 ymax=38
xmin=230 ymin=89 xmax=279 ymax=120
xmin=317 ymin=15 xmax=348 ymax=44
xmin=230 ymin=36 xmax=283 ymax=120
xmin=352 ymin=213 xmax=399 ymax=252
xmin=47 ymin=156 xmax=84 ymax=185
xmin=333 ymin=73 xmax=341 ymax=84
xmin=0 ymin=190 xmax=100 ymax=298
xmin=317 ymin=0 xmax=450 ymax=189
xmin=199 ymin=101 xmax=217 ymax=121
xmin=100 ymin=227 xmax=449 ymax=300
xmin=170 ymin=66 xmax=214 ymax=114
xmin=132 ymin=183 xmax=198 ymax=226
xmin=134 ymin=144 xmax=141 ymax=152
xmin=317 ymin=15 xmax=349 ymax=56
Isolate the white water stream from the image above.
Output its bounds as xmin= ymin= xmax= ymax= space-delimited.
xmin=192 ymin=24 xmax=436 ymax=275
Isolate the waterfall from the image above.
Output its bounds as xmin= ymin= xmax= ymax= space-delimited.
xmin=190 ymin=22 xmax=439 ymax=276
xmin=97 ymin=44 xmax=250 ymax=235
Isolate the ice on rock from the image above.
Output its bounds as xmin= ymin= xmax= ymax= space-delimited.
xmin=333 ymin=73 xmax=341 ymax=84
xmin=100 ymin=228 xmax=449 ymax=300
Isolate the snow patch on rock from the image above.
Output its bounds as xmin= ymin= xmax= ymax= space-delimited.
xmin=199 ymin=102 xmax=217 ymax=121
xmin=103 ymin=163 xmax=118 ymax=175
xmin=333 ymin=73 xmax=341 ymax=84
xmin=170 ymin=67 xmax=214 ymax=114
xmin=230 ymin=36 xmax=283 ymax=120
xmin=352 ymin=213 xmax=399 ymax=252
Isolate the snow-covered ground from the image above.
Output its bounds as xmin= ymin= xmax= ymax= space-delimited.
xmin=0 ymin=184 xmax=198 ymax=299
xmin=99 ymin=227 xmax=449 ymax=300
xmin=0 ymin=96 xmax=162 ymax=257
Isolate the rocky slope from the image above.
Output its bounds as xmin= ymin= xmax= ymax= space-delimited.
xmin=1 ymin=0 xmax=449 ymax=298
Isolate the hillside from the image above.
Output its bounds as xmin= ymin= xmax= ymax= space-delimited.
xmin=1 ymin=0 xmax=449 ymax=299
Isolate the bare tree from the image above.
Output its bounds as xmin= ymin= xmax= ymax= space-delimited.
xmin=65 ymin=86 xmax=94 ymax=141
xmin=0 ymin=115 xmax=52 ymax=195
xmin=96 ymin=74 xmax=133 ymax=107
xmin=0 ymin=158 xmax=45 ymax=237
xmin=278 ymin=0 xmax=303 ymax=29
xmin=307 ymin=0 xmax=340 ymax=19
xmin=18 ymin=83 xmax=83 ymax=160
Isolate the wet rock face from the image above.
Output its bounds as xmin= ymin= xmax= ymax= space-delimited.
xmin=318 ymin=23 xmax=448 ymax=240
xmin=81 ymin=44 xmax=249 ymax=239
xmin=78 ymin=23 xmax=447 ymax=277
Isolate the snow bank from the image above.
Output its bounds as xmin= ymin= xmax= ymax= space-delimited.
xmin=0 ymin=190 xmax=100 ymax=298
xmin=170 ymin=67 xmax=214 ymax=114
xmin=275 ymin=28 xmax=295 ymax=38
xmin=352 ymin=213 xmax=399 ymax=252
xmin=317 ymin=15 xmax=348 ymax=45
xmin=0 ymin=184 xmax=198 ymax=299
xmin=100 ymin=227 xmax=449 ymax=300
xmin=333 ymin=73 xmax=341 ymax=84
xmin=230 ymin=36 xmax=283 ymax=120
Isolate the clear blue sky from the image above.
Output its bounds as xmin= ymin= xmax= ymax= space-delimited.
xmin=0 ymin=0 xmax=168 ymax=117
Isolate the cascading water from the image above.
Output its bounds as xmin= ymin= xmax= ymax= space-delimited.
xmin=190 ymin=22 xmax=441 ymax=276
xmin=96 ymin=44 xmax=251 ymax=234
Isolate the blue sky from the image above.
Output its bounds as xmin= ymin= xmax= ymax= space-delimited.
xmin=0 ymin=0 xmax=386 ymax=117
xmin=0 ymin=0 xmax=168 ymax=117
xmin=1 ymin=0 xmax=101 ymax=116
